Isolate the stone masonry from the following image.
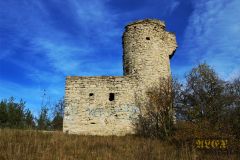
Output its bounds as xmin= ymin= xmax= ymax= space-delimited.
xmin=63 ymin=19 xmax=177 ymax=135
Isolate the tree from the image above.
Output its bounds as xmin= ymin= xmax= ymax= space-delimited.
xmin=224 ymin=77 xmax=240 ymax=138
xmin=51 ymin=98 xmax=65 ymax=130
xmin=37 ymin=107 xmax=51 ymax=130
xmin=181 ymin=63 xmax=226 ymax=128
xmin=24 ymin=109 xmax=35 ymax=129
xmin=0 ymin=97 xmax=36 ymax=129
xmin=7 ymin=97 xmax=26 ymax=128
xmin=0 ymin=100 xmax=8 ymax=127
xmin=135 ymin=77 xmax=177 ymax=139
xmin=225 ymin=77 xmax=240 ymax=107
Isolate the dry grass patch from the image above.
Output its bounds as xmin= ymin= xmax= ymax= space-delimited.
xmin=0 ymin=129 xmax=238 ymax=160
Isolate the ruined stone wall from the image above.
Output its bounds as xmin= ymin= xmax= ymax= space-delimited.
xmin=63 ymin=19 xmax=177 ymax=136
xmin=64 ymin=76 xmax=140 ymax=135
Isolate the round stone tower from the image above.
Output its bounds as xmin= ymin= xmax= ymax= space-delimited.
xmin=123 ymin=19 xmax=177 ymax=87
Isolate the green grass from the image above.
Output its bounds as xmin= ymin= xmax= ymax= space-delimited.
xmin=0 ymin=129 xmax=238 ymax=160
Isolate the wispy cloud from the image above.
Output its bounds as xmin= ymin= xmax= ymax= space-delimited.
xmin=168 ymin=1 xmax=180 ymax=14
xmin=0 ymin=0 xmax=124 ymax=111
xmin=174 ymin=0 xmax=240 ymax=80
xmin=31 ymin=38 xmax=92 ymax=74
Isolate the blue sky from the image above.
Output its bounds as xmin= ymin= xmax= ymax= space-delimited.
xmin=0 ymin=0 xmax=239 ymax=115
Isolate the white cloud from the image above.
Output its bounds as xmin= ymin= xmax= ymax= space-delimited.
xmin=31 ymin=38 xmax=93 ymax=74
xmin=32 ymin=0 xmax=122 ymax=75
xmin=181 ymin=0 xmax=240 ymax=79
xmin=169 ymin=0 xmax=180 ymax=14
xmin=71 ymin=0 xmax=121 ymax=42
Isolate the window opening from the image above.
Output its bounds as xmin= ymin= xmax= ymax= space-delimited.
xmin=89 ymin=93 xmax=94 ymax=97
xmin=109 ymin=93 xmax=115 ymax=101
xmin=146 ymin=37 xmax=150 ymax=40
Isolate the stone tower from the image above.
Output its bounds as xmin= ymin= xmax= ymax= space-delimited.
xmin=63 ymin=19 xmax=177 ymax=136
xmin=123 ymin=19 xmax=177 ymax=87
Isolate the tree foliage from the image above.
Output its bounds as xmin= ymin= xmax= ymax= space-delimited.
xmin=0 ymin=97 xmax=65 ymax=131
xmin=51 ymin=99 xmax=65 ymax=130
xmin=181 ymin=63 xmax=226 ymax=126
xmin=136 ymin=63 xmax=240 ymax=142
xmin=0 ymin=97 xmax=35 ymax=129
xmin=173 ymin=63 xmax=240 ymax=144
xmin=37 ymin=107 xmax=51 ymax=130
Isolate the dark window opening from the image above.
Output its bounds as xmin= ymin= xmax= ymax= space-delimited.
xmin=89 ymin=93 xmax=94 ymax=97
xmin=146 ymin=37 xmax=150 ymax=40
xmin=109 ymin=93 xmax=115 ymax=101
xmin=125 ymin=67 xmax=129 ymax=74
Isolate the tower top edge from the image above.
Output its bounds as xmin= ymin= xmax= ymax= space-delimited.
xmin=126 ymin=19 xmax=165 ymax=28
